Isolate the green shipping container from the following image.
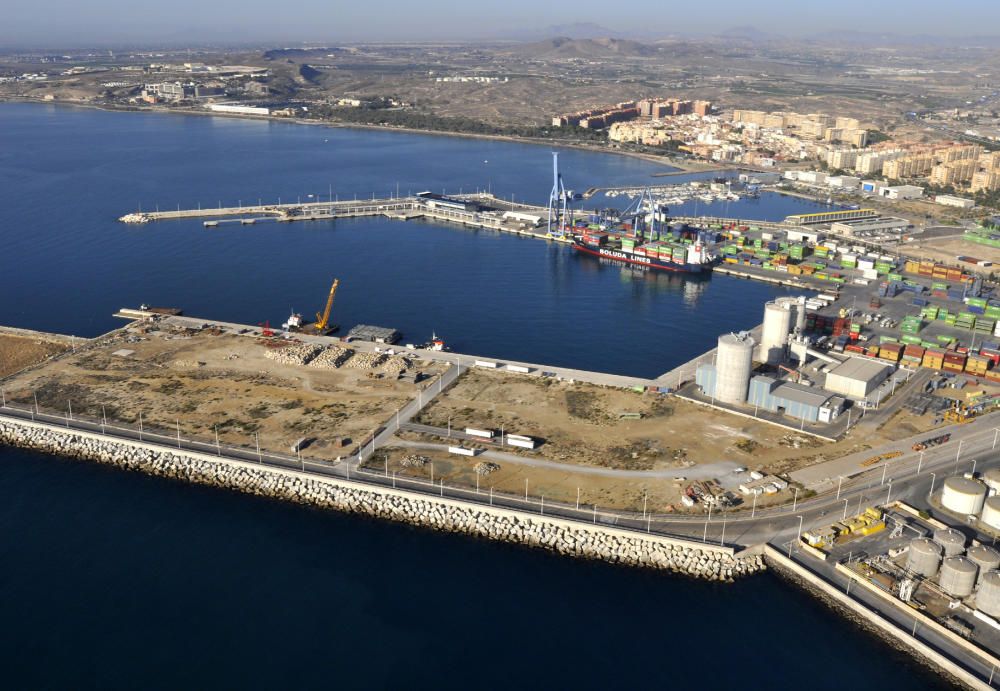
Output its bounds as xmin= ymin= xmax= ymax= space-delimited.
xmin=901 ymin=335 xmax=922 ymax=345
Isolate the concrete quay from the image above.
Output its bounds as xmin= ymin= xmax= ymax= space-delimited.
xmin=0 ymin=414 xmax=763 ymax=582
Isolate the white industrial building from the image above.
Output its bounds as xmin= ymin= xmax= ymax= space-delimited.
xmin=823 ymin=357 xmax=892 ymax=399
xmin=829 ymin=218 xmax=909 ymax=237
xmin=935 ymin=195 xmax=976 ymax=209
xmin=879 ymin=184 xmax=924 ymax=200
xmin=826 ymin=175 xmax=861 ymax=189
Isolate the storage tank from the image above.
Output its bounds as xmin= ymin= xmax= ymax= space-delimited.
xmin=906 ymin=538 xmax=943 ymax=578
xmin=977 ymin=571 xmax=1000 ymax=618
xmin=941 ymin=476 xmax=987 ymax=515
xmin=715 ymin=332 xmax=755 ymax=404
xmin=759 ymin=300 xmax=793 ymax=365
xmin=934 ymin=527 xmax=967 ymax=557
xmin=794 ymin=296 xmax=807 ymax=334
xmin=967 ymin=545 xmax=1000 ymax=584
xmin=982 ymin=496 xmax=1000 ymax=531
xmin=984 ymin=468 xmax=1000 ymax=496
xmin=939 ymin=556 xmax=978 ymax=598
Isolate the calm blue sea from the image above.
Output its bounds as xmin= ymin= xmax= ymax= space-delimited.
xmin=0 ymin=104 xmax=947 ymax=689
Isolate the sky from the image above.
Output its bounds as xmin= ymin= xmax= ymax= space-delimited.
xmin=3 ymin=0 xmax=1000 ymax=47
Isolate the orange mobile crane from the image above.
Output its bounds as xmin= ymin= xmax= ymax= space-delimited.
xmin=314 ymin=279 xmax=339 ymax=333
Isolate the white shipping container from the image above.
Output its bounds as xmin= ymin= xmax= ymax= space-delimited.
xmin=448 ymin=446 xmax=477 ymax=456
xmin=506 ymin=365 xmax=532 ymax=374
xmin=862 ymin=268 xmax=879 ymax=280
xmin=474 ymin=360 xmax=499 ymax=368
xmin=993 ymin=321 xmax=1000 ymax=338
xmin=840 ymin=253 xmax=857 ymax=263
xmin=858 ymin=259 xmax=875 ymax=270
xmin=465 ymin=427 xmax=495 ymax=439
xmin=507 ymin=438 xmax=537 ymax=449
xmin=853 ymin=278 xmax=870 ymax=286
xmin=761 ymin=232 xmax=773 ymax=241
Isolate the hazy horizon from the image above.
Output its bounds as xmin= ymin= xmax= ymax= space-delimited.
xmin=3 ymin=0 xmax=1000 ymax=48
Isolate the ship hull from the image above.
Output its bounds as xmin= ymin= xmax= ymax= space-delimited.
xmin=572 ymin=242 xmax=713 ymax=274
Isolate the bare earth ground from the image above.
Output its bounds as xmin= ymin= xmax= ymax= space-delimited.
xmin=0 ymin=322 xmax=445 ymax=462
xmin=0 ymin=334 xmax=67 ymax=378
xmin=906 ymin=235 xmax=1000 ymax=276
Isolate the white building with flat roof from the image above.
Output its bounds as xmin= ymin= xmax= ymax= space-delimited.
xmin=935 ymin=195 xmax=976 ymax=209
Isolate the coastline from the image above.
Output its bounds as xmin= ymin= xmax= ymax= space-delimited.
xmin=0 ymin=413 xmax=764 ymax=581
xmin=0 ymin=96 xmax=719 ymax=172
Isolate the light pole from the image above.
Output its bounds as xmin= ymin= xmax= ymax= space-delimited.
xmin=885 ymin=479 xmax=893 ymax=506
xmin=255 ymin=432 xmax=262 ymax=464
xmin=881 ymin=462 xmax=888 ymax=486
xmin=215 ymin=426 xmax=221 ymax=456
xmin=842 ymin=498 xmax=849 ymax=521
xmin=994 ymin=428 xmax=999 ymax=450
xmin=139 ymin=411 xmax=143 ymax=441
xmin=837 ymin=476 xmax=844 ymax=500
xmin=792 ymin=487 xmax=799 ymax=512
xmin=751 ymin=492 xmax=759 ymax=518
xmin=955 ymin=439 xmax=964 ymax=472
xmin=972 ymin=458 xmax=978 ymax=476
xmin=176 ymin=420 xmax=181 ymax=448
xmin=917 ymin=450 xmax=924 ymax=475
xmin=930 ymin=472 xmax=937 ymax=499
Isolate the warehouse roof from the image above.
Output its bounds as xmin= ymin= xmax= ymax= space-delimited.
xmin=826 ymin=357 xmax=892 ymax=383
xmin=771 ymin=381 xmax=831 ymax=408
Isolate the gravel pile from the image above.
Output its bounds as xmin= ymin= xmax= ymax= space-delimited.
xmin=308 ymin=346 xmax=354 ymax=369
xmin=345 ymin=352 xmax=387 ymax=369
xmin=380 ymin=356 xmax=410 ymax=377
xmin=474 ymin=461 xmax=500 ymax=476
xmin=264 ymin=343 xmax=323 ymax=366
xmin=401 ymin=454 xmax=430 ymax=468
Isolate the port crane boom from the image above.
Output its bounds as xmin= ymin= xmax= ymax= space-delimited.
xmin=314 ymin=279 xmax=339 ymax=332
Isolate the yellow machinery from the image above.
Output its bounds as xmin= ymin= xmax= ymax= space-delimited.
xmin=314 ymin=279 xmax=339 ymax=332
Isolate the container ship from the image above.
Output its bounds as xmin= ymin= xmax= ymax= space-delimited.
xmin=571 ymin=221 xmax=719 ymax=274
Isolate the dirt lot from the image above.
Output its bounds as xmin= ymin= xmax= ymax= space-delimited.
xmin=415 ymin=368 xmax=815 ymax=471
xmin=0 ymin=322 xmax=446 ymax=461
xmin=0 ymin=334 xmax=67 ymax=378
xmin=906 ymin=235 xmax=1000 ymax=276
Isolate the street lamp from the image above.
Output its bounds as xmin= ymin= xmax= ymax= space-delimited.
xmin=837 ymin=476 xmax=844 ymax=500
xmin=792 ymin=487 xmax=799 ymax=512
xmin=842 ymin=498 xmax=850 ymax=521
xmin=930 ymin=472 xmax=937 ymax=499
xmin=972 ymin=458 xmax=979 ymax=476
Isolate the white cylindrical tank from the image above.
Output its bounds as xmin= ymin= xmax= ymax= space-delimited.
xmin=715 ymin=332 xmax=755 ymax=404
xmin=977 ymin=571 xmax=1000 ymax=618
xmin=982 ymin=496 xmax=1000 ymax=531
xmin=967 ymin=545 xmax=1000 ymax=584
xmin=759 ymin=300 xmax=793 ymax=365
xmin=983 ymin=468 xmax=1000 ymax=497
xmin=933 ymin=527 xmax=967 ymax=557
xmin=940 ymin=556 xmax=978 ymax=598
xmin=794 ymin=296 xmax=807 ymax=334
xmin=906 ymin=538 xmax=943 ymax=578
xmin=941 ymin=476 xmax=987 ymax=515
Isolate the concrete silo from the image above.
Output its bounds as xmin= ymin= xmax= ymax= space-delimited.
xmin=758 ymin=299 xmax=794 ymax=365
xmin=715 ymin=332 xmax=755 ymax=405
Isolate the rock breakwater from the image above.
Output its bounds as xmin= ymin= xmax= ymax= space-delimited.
xmin=0 ymin=417 xmax=764 ymax=580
